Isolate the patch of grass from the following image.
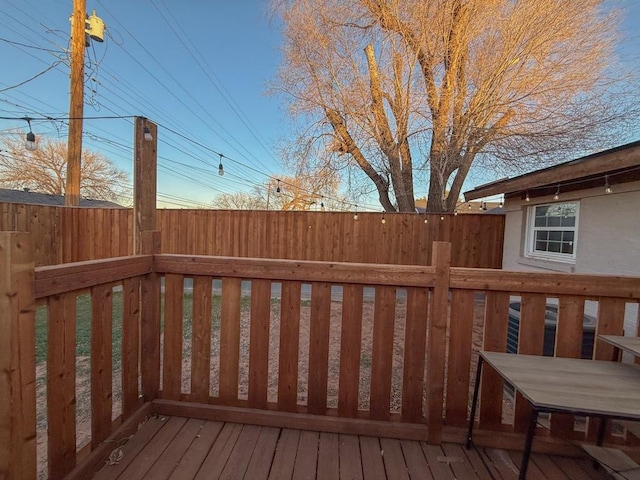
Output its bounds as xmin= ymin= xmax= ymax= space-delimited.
xmin=34 ymin=291 xmax=256 ymax=365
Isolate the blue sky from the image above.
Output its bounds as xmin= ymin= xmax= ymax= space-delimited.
xmin=0 ymin=0 xmax=639 ymax=209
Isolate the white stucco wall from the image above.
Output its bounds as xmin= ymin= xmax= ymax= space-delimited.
xmin=501 ymin=180 xmax=640 ymax=337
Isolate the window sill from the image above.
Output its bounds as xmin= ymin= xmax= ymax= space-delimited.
xmin=517 ymin=256 xmax=575 ymax=273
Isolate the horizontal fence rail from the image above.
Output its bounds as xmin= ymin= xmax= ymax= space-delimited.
xmin=0 ymin=203 xmax=504 ymax=268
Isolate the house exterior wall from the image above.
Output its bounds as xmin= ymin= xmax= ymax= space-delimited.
xmin=501 ymin=179 xmax=640 ymax=336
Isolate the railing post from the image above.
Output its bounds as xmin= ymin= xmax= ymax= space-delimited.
xmin=0 ymin=232 xmax=36 ymax=479
xmin=140 ymin=230 xmax=161 ymax=401
xmin=427 ymin=241 xmax=451 ymax=444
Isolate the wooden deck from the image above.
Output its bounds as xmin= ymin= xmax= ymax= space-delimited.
xmin=90 ymin=416 xmax=612 ymax=480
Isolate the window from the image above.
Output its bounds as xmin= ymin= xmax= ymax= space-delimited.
xmin=526 ymin=202 xmax=579 ymax=262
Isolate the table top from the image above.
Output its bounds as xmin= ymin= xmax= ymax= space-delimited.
xmin=599 ymin=335 xmax=640 ymax=357
xmin=480 ymin=351 xmax=640 ymax=419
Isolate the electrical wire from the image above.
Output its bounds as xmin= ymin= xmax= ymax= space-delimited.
xmin=0 ymin=61 xmax=63 ymax=93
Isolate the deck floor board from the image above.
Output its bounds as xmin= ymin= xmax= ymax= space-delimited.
xmin=91 ymin=416 xmax=610 ymax=480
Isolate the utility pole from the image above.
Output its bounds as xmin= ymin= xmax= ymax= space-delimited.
xmin=65 ymin=0 xmax=86 ymax=207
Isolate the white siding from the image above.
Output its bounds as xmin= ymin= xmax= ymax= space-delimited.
xmin=501 ymin=180 xmax=640 ymax=335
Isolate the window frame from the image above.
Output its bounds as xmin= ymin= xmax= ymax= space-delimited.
xmin=525 ymin=201 xmax=580 ymax=263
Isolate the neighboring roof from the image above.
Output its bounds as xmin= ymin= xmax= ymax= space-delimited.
xmin=464 ymin=140 xmax=640 ymax=201
xmin=0 ymin=188 xmax=125 ymax=208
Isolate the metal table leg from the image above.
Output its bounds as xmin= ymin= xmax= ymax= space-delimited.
xmin=466 ymin=355 xmax=484 ymax=449
xmin=519 ymin=409 xmax=539 ymax=480
xmin=597 ymin=417 xmax=608 ymax=446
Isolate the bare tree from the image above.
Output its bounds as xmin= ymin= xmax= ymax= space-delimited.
xmin=212 ymin=167 xmax=345 ymax=211
xmin=211 ymin=191 xmax=268 ymax=210
xmin=272 ymin=0 xmax=639 ymax=212
xmin=0 ymin=133 xmax=129 ymax=202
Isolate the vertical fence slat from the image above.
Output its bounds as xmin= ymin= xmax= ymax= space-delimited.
xmin=445 ymin=289 xmax=474 ymax=427
xmin=513 ymin=293 xmax=547 ymax=432
xmin=370 ymin=286 xmax=396 ymax=421
xmin=91 ymin=284 xmax=113 ymax=448
xmin=278 ymin=281 xmax=301 ymax=412
xmin=594 ymin=298 xmax=626 ymax=360
xmin=0 ymin=232 xmax=36 ymax=479
xmin=248 ymin=279 xmax=271 ymax=409
xmin=122 ymin=276 xmax=141 ymax=418
xmin=427 ymin=242 xmax=451 ymax=443
xmin=338 ymin=284 xmax=363 ymax=417
xmin=587 ymin=297 xmax=627 ymax=441
xmin=191 ymin=276 xmax=212 ymax=403
xmin=308 ymin=282 xmax=332 ymax=415
xmin=220 ymin=277 xmax=242 ymax=404
xmin=141 ymin=231 xmax=161 ymax=401
xmin=47 ymin=292 xmax=77 ymax=479
xmin=550 ymin=295 xmax=585 ymax=438
xmin=479 ymin=291 xmax=510 ymax=430
xmin=162 ymin=273 xmax=184 ymax=400
xmin=402 ymin=287 xmax=428 ymax=422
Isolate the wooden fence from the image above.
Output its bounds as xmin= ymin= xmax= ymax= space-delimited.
xmin=0 ymin=204 xmax=505 ymax=268
xmin=3 ymin=233 xmax=639 ymax=479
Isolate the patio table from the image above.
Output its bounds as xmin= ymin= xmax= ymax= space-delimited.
xmin=466 ymin=351 xmax=640 ymax=479
xmin=599 ymin=335 xmax=640 ymax=359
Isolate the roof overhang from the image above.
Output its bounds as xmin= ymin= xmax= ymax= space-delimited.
xmin=463 ymin=140 xmax=640 ymax=201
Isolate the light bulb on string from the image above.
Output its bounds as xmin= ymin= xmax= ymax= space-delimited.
xmin=353 ymin=205 xmax=359 ymax=220
xmin=24 ymin=117 xmax=36 ymax=151
xmin=604 ymin=175 xmax=613 ymax=194
xmin=553 ymin=185 xmax=560 ymax=200
xmin=381 ymin=213 xmax=386 ymax=224
xmin=143 ymin=123 xmax=153 ymax=141
xmin=525 ymin=191 xmax=530 ymax=202
xmin=276 ymin=179 xmax=281 ymax=193
xmin=218 ymin=153 xmax=224 ymax=176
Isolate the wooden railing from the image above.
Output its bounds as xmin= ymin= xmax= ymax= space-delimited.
xmin=2 ymin=231 xmax=640 ymax=479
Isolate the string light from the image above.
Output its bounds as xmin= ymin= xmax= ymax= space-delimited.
xmin=454 ymin=210 xmax=458 ymax=216
xmin=440 ymin=215 xmax=444 ymax=220
xmin=424 ymin=216 xmax=428 ymax=224
xmin=604 ymin=175 xmax=612 ymax=194
xmin=143 ymin=125 xmax=153 ymax=142
xmin=525 ymin=191 xmax=530 ymax=202
xmin=24 ymin=117 xmax=36 ymax=151
xmin=218 ymin=153 xmax=224 ymax=176
xmin=276 ymin=179 xmax=281 ymax=193
xmin=381 ymin=212 xmax=386 ymax=224
xmin=354 ymin=205 xmax=359 ymax=220
xmin=553 ymin=185 xmax=560 ymax=200
xmin=320 ymin=199 xmax=325 ymax=211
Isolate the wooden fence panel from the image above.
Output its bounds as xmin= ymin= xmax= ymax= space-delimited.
xmin=220 ymin=277 xmax=242 ymax=404
xmin=122 ymin=277 xmax=141 ymax=418
xmin=370 ymin=286 xmax=397 ymax=421
xmin=338 ymin=284 xmax=363 ymax=417
xmin=47 ymin=292 xmax=77 ymax=479
xmin=248 ymin=279 xmax=271 ymax=409
xmin=278 ymin=281 xmax=302 ymax=412
xmin=0 ymin=204 xmax=505 ymax=268
xmin=550 ymin=295 xmax=585 ymax=438
xmin=445 ymin=289 xmax=475 ymax=427
xmin=513 ymin=293 xmax=547 ymax=432
xmin=191 ymin=276 xmax=213 ymax=403
xmin=307 ymin=282 xmax=332 ymax=415
xmin=401 ymin=287 xmax=429 ymax=423
xmin=162 ymin=273 xmax=184 ymax=401
xmin=479 ymin=291 xmax=510 ymax=430
xmin=91 ymin=284 xmax=113 ymax=448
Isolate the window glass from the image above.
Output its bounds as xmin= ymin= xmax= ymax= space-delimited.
xmin=527 ymin=202 xmax=578 ymax=262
